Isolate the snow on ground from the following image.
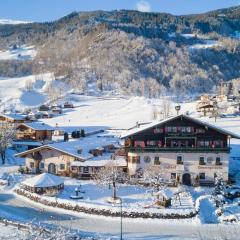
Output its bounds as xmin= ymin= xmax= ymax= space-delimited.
xmin=0 ymin=224 xmax=27 ymax=239
xmin=0 ymin=73 xmax=54 ymax=111
xmin=54 ymin=179 xmax=195 ymax=215
xmin=190 ymin=40 xmax=222 ymax=50
xmin=0 ymin=45 xmax=36 ymax=61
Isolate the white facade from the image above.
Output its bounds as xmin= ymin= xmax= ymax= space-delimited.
xmin=127 ymin=151 xmax=228 ymax=184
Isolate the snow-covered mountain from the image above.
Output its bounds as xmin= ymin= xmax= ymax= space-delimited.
xmin=0 ymin=19 xmax=30 ymax=25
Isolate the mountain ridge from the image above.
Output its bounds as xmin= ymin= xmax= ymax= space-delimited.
xmin=0 ymin=6 xmax=239 ymax=97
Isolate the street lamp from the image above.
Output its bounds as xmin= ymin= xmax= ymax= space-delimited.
xmin=175 ymin=105 xmax=181 ymax=116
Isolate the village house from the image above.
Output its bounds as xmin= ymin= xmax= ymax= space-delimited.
xmin=121 ymin=115 xmax=240 ymax=186
xmin=16 ymin=135 xmax=127 ymax=177
xmin=13 ymin=122 xmax=55 ymax=152
xmin=0 ymin=113 xmax=29 ymax=126
xmin=16 ymin=122 xmax=55 ymax=141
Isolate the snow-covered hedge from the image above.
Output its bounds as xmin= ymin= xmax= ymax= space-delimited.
xmin=15 ymin=188 xmax=198 ymax=219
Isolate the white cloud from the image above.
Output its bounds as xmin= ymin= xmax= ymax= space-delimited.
xmin=136 ymin=0 xmax=151 ymax=12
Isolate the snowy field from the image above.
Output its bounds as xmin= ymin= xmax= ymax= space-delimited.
xmin=0 ymin=45 xmax=36 ymax=61
xmin=0 ymin=73 xmax=55 ymax=111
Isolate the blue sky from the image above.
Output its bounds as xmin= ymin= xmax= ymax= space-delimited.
xmin=0 ymin=0 xmax=239 ymax=22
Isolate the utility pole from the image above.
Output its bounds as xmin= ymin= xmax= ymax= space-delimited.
xmin=119 ymin=198 xmax=123 ymax=240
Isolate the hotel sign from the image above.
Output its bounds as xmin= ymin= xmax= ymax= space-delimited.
xmin=198 ymin=166 xmax=223 ymax=170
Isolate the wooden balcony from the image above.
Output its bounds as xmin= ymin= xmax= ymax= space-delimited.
xmin=125 ymin=146 xmax=230 ymax=153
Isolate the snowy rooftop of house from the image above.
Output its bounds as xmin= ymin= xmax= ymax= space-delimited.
xmin=71 ymin=156 xmax=127 ymax=167
xmin=0 ymin=113 xmax=27 ymax=120
xmin=16 ymin=133 xmax=121 ymax=161
xmin=18 ymin=122 xmax=55 ymax=131
xmin=12 ymin=140 xmax=43 ymax=146
xmin=156 ymin=189 xmax=174 ymax=199
xmin=121 ymin=114 xmax=240 ymax=139
xmin=22 ymin=173 xmax=64 ymax=188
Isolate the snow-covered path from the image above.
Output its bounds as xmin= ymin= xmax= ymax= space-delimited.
xmin=0 ymin=191 xmax=240 ymax=239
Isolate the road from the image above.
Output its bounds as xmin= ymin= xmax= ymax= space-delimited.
xmin=0 ymin=191 xmax=239 ymax=239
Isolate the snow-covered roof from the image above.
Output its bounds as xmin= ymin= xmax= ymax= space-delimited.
xmin=18 ymin=122 xmax=55 ymax=131
xmin=121 ymin=114 xmax=240 ymax=139
xmin=0 ymin=113 xmax=27 ymax=120
xmin=156 ymin=189 xmax=174 ymax=199
xmin=22 ymin=173 xmax=64 ymax=188
xmin=16 ymin=134 xmax=120 ymax=161
xmin=12 ymin=140 xmax=43 ymax=147
xmin=71 ymin=156 xmax=127 ymax=167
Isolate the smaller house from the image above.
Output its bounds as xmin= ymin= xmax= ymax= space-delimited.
xmin=39 ymin=105 xmax=50 ymax=112
xmin=21 ymin=173 xmax=64 ymax=194
xmin=0 ymin=113 xmax=28 ymax=126
xmin=16 ymin=122 xmax=55 ymax=141
xmin=35 ymin=111 xmax=53 ymax=119
xmin=51 ymin=106 xmax=63 ymax=114
xmin=199 ymin=104 xmax=216 ymax=117
xmin=155 ymin=189 xmax=174 ymax=208
xmin=64 ymin=102 xmax=74 ymax=108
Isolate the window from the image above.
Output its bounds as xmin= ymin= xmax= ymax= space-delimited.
xmin=199 ymin=173 xmax=205 ymax=180
xmin=199 ymin=156 xmax=205 ymax=165
xmin=153 ymin=128 xmax=163 ymax=134
xmin=154 ymin=156 xmax=160 ymax=165
xmin=144 ymin=156 xmax=151 ymax=163
xmin=134 ymin=141 xmax=145 ymax=148
xmin=133 ymin=156 xmax=140 ymax=164
xmin=177 ymin=156 xmax=183 ymax=164
xmin=147 ymin=140 xmax=156 ymax=146
xmin=207 ymin=157 xmax=213 ymax=164
xmin=30 ymin=162 xmax=34 ymax=168
xmin=171 ymin=173 xmax=176 ymax=179
xmin=60 ymin=164 xmax=65 ymax=170
xmin=216 ymin=157 xmax=222 ymax=165
xmin=83 ymin=167 xmax=89 ymax=173
xmin=196 ymin=128 xmax=205 ymax=134
xmin=40 ymin=162 xmax=44 ymax=169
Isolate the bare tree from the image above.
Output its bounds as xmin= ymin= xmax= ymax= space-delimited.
xmin=0 ymin=124 xmax=16 ymax=164
xmin=143 ymin=165 xmax=170 ymax=198
xmin=161 ymin=99 xmax=172 ymax=118
xmin=25 ymin=79 xmax=34 ymax=92
xmin=93 ymin=161 xmax=126 ymax=201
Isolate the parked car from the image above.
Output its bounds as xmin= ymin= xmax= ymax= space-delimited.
xmin=224 ymin=185 xmax=240 ymax=199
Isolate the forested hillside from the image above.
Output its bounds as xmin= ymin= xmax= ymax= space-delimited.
xmin=0 ymin=7 xmax=240 ymax=97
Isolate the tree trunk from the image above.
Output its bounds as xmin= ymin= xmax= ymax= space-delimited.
xmin=1 ymin=149 xmax=5 ymax=165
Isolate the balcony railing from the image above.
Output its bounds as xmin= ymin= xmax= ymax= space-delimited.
xmin=125 ymin=146 xmax=230 ymax=153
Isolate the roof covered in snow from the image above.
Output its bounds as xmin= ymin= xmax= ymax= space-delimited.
xmin=12 ymin=140 xmax=43 ymax=146
xmin=0 ymin=113 xmax=27 ymax=120
xmin=22 ymin=173 xmax=64 ymax=188
xmin=156 ymin=189 xmax=174 ymax=199
xmin=121 ymin=114 xmax=240 ymax=139
xmin=71 ymin=156 xmax=127 ymax=167
xmin=18 ymin=122 xmax=55 ymax=131
xmin=16 ymin=133 xmax=120 ymax=161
